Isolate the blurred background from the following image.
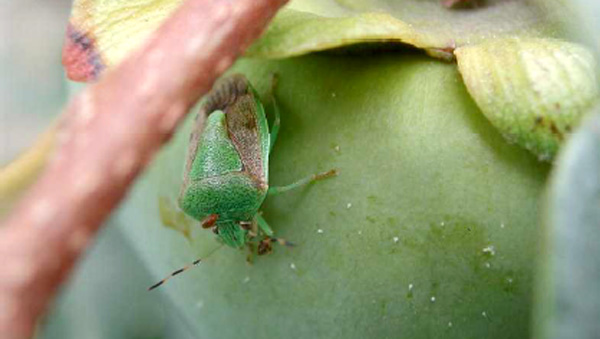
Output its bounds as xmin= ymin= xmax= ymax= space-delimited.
xmin=0 ymin=0 xmax=70 ymax=164
xmin=0 ymin=2 xmax=192 ymax=337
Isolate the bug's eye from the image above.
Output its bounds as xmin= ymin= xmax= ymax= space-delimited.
xmin=212 ymin=227 xmax=219 ymax=235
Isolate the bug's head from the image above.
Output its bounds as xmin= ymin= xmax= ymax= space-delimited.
xmin=214 ymin=221 xmax=248 ymax=248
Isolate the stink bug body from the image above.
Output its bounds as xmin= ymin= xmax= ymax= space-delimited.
xmin=149 ymin=75 xmax=336 ymax=290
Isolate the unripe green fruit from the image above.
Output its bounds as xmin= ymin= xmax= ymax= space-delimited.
xmin=117 ymin=52 xmax=549 ymax=338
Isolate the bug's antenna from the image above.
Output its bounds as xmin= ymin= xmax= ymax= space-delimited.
xmin=272 ymin=237 xmax=295 ymax=247
xmin=148 ymin=245 xmax=224 ymax=291
xmin=148 ymin=260 xmax=201 ymax=291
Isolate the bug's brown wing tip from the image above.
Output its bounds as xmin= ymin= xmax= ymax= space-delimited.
xmin=203 ymin=74 xmax=251 ymax=114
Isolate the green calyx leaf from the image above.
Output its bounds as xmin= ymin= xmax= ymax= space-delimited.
xmin=535 ymin=111 xmax=600 ymax=338
xmin=455 ymin=38 xmax=599 ymax=160
xmin=247 ymin=0 xmax=569 ymax=59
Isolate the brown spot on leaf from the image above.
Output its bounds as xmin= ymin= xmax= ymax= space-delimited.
xmin=62 ymin=24 xmax=105 ymax=82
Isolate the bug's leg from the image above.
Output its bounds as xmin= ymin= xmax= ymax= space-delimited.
xmin=256 ymin=214 xmax=294 ymax=254
xmin=242 ymin=220 xmax=259 ymax=264
xmin=256 ymin=213 xmax=274 ymax=237
xmin=267 ymin=73 xmax=281 ymax=154
xmin=268 ymin=169 xmax=338 ymax=196
xmin=147 ymin=245 xmax=224 ymax=291
xmin=240 ymin=220 xmax=258 ymax=238
xmin=258 ymin=238 xmax=274 ymax=255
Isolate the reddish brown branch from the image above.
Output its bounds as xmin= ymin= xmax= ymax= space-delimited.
xmin=0 ymin=0 xmax=287 ymax=338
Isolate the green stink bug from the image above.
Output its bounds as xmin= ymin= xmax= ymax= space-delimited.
xmin=149 ymin=74 xmax=336 ymax=290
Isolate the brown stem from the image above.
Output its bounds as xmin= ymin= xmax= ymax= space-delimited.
xmin=0 ymin=0 xmax=287 ymax=338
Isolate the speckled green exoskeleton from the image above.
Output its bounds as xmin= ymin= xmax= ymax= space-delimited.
xmin=149 ymin=74 xmax=336 ymax=290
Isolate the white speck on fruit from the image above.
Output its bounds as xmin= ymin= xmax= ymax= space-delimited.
xmin=485 ymin=262 xmax=491 ymax=268
xmin=408 ymin=283 xmax=414 ymax=291
xmin=290 ymin=263 xmax=296 ymax=270
xmin=317 ymin=229 xmax=324 ymax=234
xmin=440 ymin=221 xmax=445 ymax=227
xmin=430 ymin=296 xmax=436 ymax=303
xmin=331 ymin=92 xmax=337 ymax=98
xmin=346 ymin=203 xmax=352 ymax=209
xmin=358 ymin=230 xmax=363 ymax=235
xmin=482 ymin=245 xmax=496 ymax=256
xmin=448 ymin=321 xmax=453 ymax=327
xmin=243 ymin=276 xmax=250 ymax=284
xmin=393 ymin=236 xmax=399 ymax=243
xmin=334 ymin=145 xmax=340 ymax=152
xmin=507 ymin=278 xmax=513 ymax=284
xmin=482 ymin=311 xmax=487 ymax=318
xmin=500 ymin=223 xmax=505 ymax=229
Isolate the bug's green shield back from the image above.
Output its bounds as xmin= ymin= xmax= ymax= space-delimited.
xmin=179 ymin=75 xmax=271 ymax=221
xmin=184 ymin=75 xmax=270 ymax=187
